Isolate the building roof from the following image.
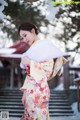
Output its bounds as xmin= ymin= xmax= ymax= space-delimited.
xmin=9 ymin=40 xmax=29 ymax=54
xmin=0 ymin=40 xmax=29 ymax=59
xmin=0 ymin=40 xmax=29 ymax=67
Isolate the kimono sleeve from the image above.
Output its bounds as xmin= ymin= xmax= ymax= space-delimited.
xmin=30 ymin=59 xmax=53 ymax=82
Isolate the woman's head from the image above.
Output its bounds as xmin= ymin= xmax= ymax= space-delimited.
xmin=18 ymin=22 xmax=38 ymax=46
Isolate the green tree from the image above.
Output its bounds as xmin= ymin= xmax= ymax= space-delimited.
xmin=54 ymin=0 xmax=80 ymax=51
xmin=2 ymin=0 xmax=49 ymax=41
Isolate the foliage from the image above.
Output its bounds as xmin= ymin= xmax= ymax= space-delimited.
xmin=54 ymin=0 xmax=80 ymax=51
xmin=2 ymin=0 xmax=49 ymax=41
xmin=1 ymin=0 xmax=80 ymax=51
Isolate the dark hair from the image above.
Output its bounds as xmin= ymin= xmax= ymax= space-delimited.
xmin=18 ymin=22 xmax=38 ymax=35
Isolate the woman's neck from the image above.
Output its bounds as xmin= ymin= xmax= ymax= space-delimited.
xmin=32 ymin=36 xmax=39 ymax=45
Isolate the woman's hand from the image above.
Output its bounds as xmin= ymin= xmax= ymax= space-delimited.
xmin=21 ymin=56 xmax=30 ymax=65
xmin=22 ymin=91 xmax=26 ymax=106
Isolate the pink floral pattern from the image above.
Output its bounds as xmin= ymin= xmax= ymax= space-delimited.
xmin=20 ymin=59 xmax=53 ymax=120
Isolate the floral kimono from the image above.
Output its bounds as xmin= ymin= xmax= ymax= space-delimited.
xmin=20 ymin=40 xmax=67 ymax=120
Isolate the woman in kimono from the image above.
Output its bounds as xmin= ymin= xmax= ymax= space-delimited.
xmin=18 ymin=22 xmax=67 ymax=120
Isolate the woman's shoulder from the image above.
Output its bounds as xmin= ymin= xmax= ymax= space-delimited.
xmin=30 ymin=40 xmax=52 ymax=50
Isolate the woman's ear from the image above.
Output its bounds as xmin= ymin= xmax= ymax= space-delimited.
xmin=31 ymin=28 xmax=35 ymax=34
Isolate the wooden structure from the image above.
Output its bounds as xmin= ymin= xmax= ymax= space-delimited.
xmin=74 ymin=78 xmax=80 ymax=111
xmin=63 ymin=62 xmax=80 ymax=89
xmin=0 ymin=40 xmax=29 ymax=89
xmin=63 ymin=61 xmax=80 ymax=112
xmin=0 ymin=54 xmax=21 ymax=88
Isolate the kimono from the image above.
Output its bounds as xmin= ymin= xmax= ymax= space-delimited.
xmin=20 ymin=40 xmax=67 ymax=120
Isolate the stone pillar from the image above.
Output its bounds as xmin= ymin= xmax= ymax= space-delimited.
xmin=63 ymin=61 xmax=70 ymax=90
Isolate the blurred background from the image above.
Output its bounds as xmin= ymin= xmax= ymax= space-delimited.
xmin=0 ymin=0 xmax=80 ymax=119
xmin=0 ymin=0 xmax=80 ymax=65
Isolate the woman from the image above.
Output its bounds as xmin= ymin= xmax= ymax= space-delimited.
xmin=18 ymin=22 xmax=67 ymax=120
